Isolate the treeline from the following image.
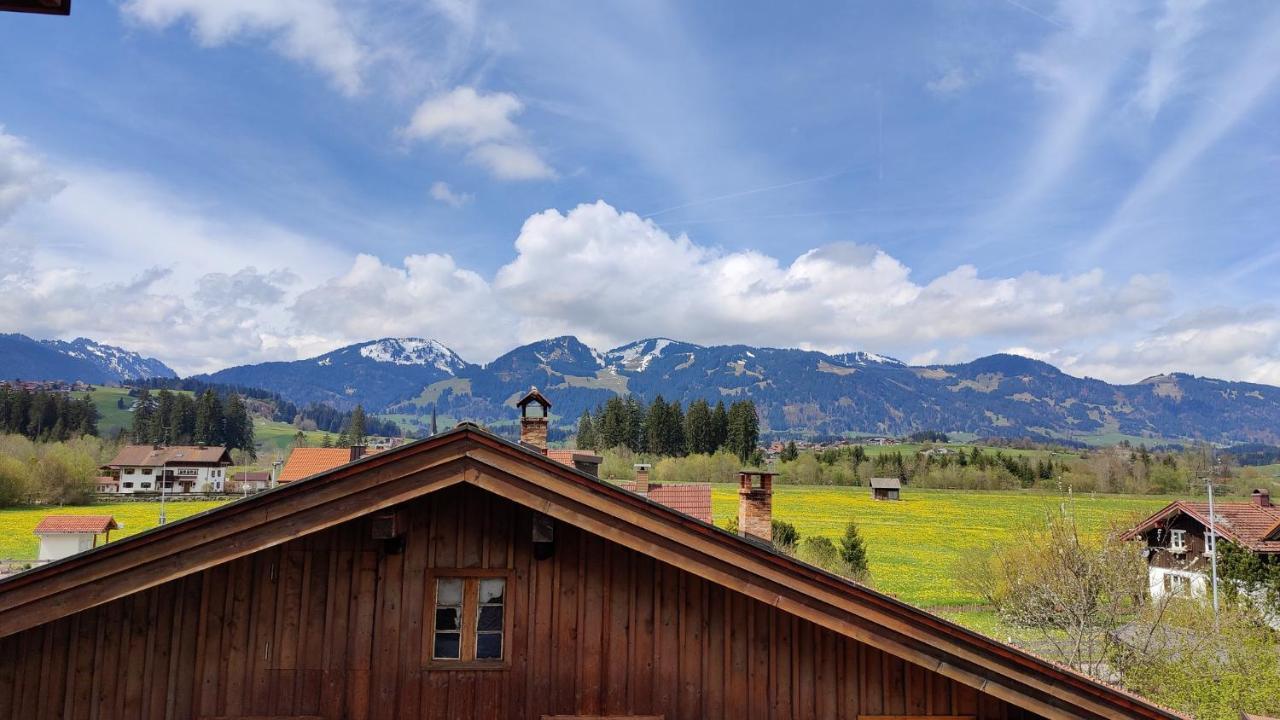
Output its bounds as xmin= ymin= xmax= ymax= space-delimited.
xmin=292 ymin=402 xmax=399 ymax=437
xmin=130 ymin=389 xmax=255 ymax=457
xmin=575 ymin=396 xmax=761 ymax=462
xmin=136 ymin=377 xmax=297 ymax=422
xmin=0 ymin=388 xmax=98 ymax=441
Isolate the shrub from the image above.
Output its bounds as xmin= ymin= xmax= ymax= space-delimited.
xmin=839 ymin=521 xmax=869 ymax=581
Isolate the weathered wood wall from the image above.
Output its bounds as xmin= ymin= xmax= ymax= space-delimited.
xmin=0 ymin=483 xmax=1039 ymax=719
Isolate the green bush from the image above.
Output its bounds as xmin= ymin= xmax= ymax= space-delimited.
xmin=840 ymin=521 xmax=869 ymax=581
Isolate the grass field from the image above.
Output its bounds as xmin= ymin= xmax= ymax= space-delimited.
xmin=0 ymin=484 xmax=1169 ymax=611
xmin=709 ymin=485 xmax=1171 ymax=607
xmin=0 ymin=501 xmax=229 ymax=563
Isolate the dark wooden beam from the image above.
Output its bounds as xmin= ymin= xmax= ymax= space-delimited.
xmin=0 ymin=0 xmax=70 ymax=15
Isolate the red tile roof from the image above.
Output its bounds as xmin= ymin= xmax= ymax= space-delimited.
xmin=1124 ymin=499 xmax=1280 ymax=553
xmin=33 ymin=516 xmax=118 ymax=534
xmin=621 ymin=482 xmax=713 ymax=523
xmin=105 ymin=445 xmax=231 ymax=468
xmin=547 ymin=449 xmax=603 ymax=466
xmin=278 ymin=448 xmax=355 ymax=483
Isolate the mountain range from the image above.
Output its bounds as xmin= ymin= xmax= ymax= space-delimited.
xmin=0 ymin=334 xmax=176 ymax=383
xmin=190 ymin=335 xmax=1280 ymax=444
xmin=4 ymin=331 xmax=1278 ymax=443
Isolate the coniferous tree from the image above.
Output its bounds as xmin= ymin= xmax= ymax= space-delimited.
xmin=576 ymin=410 xmax=597 ymax=450
xmin=596 ymin=396 xmax=628 ymax=450
xmin=321 ymin=433 xmax=333 ymax=448
xmin=711 ymin=400 xmax=729 ymax=453
xmin=839 ymin=520 xmax=869 ymax=580
xmin=644 ymin=395 xmax=669 ymax=455
xmin=347 ymin=405 xmax=368 ymax=445
xmin=684 ymin=399 xmax=713 ymax=455
xmin=131 ymin=389 xmax=155 ymax=443
xmin=665 ymin=400 xmax=686 ymax=457
xmin=623 ymin=395 xmax=645 ymax=452
xmin=193 ymin=389 xmax=224 ymax=445
xmin=726 ymin=400 xmax=760 ymax=463
xmin=781 ymin=440 xmax=799 ymax=462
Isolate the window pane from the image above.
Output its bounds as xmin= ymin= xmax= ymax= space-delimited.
xmin=435 ymin=607 xmax=460 ymax=631
xmin=478 ymin=578 xmax=505 ymax=604
xmin=477 ymin=605 xmax=503 ymax=632
xmin=433 ymin=632 xmax=460 ymax=659
xmin=476 ymin=632 xmax=502 ymax=659
xmin=436 ymin=578 xmax=463 ymax=606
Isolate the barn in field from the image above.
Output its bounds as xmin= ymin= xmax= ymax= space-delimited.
xmin=0 ymin=391 xmax=1183 ymax=719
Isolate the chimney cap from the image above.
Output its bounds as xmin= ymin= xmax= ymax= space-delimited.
xmin=516 ymin=387 xmax=552 ymax=410
xmin=633 ymin=463 xmax=652 ymax=471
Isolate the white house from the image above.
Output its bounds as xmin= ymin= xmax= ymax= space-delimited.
xmin=103 ymin=445 xmax=233 ymax=494
xmin=34 ymin=515 xmax=119 ymax=562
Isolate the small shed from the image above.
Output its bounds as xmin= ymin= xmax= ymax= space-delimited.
xmin=33 ymin=515 xmax=118 ymax=562
xmin=870 ymin=477 xmax=901 ymax=501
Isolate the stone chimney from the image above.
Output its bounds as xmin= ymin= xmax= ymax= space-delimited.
xmin=633 ymin=463 xmax=652 ymax=493
xmin=737 ymin=470 xmax=776 ymax=543
xmin=516 ymin=387 xmax=551 ymax=454
xmin=1253 ymin=488 xmax=1272 ymax=508
xmin=349 ymin=445 xmax=366 ymax=462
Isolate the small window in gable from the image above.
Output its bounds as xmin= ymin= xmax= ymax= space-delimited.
xmin=428 ymin=572 xmax=510 ymax=667
xmin=1170 ymin=529 xmax=1187 ymax=552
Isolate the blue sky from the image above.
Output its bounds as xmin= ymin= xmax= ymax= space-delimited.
xmin=0 ymin=0 xmax=1277 ymax=383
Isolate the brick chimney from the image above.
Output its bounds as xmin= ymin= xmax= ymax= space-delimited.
xmin=737 ymin=470 xmax=776 ymax=543
xmin=349 ymin=445 xmax=366 ymax=462
xmin=633 ymin=463 xmax=652 ymax=493
xmin=516 ymin=387 xmax=551 ymax=454
xmin=1253 ymin=488 xmax=1272 ymax=508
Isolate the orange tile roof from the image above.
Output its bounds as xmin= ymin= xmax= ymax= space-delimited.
xmin=1124 ymin=499 xmax=1280 ymax=553
xmin=621 ymin=482 xmax=713 ymax=523
xmin=278 ymin=448 xmax=355 ymax=483
xmin=34 ymin=516 xmax=118 ymax=534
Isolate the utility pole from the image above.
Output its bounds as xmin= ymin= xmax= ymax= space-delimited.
xmin=1205 ymin=474 xmax=1220 ymax=622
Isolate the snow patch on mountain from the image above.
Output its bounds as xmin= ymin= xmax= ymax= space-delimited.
xmin=42 ymin=337 xmax=176 ymax=380
xmin=357 ymin=338 xmax=465 ymax=374
xmin=606 ymin=338 xmax=680 ymax=372
xmin=831 ymin=351 xmax=905 ymax=367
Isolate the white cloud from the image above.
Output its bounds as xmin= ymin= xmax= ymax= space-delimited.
xmin=401 ymin=87 xmax=554 ymax=181
xmin=429 ymin=181 xmax=473 ymax=208
xmin=493 ymin=201 xmax=1169 ymax=355
xmin=121 ymin=0 xmax=368 ymax=95
xmin=1134 ymin=0 xmax=1210 ymax=118
xmin=289 ymin=253 xmax=516 ymax=361
xmin=0 ymin=127 xmax=64 ymax=224
xmin=926 ymin=67 xmax=971 ymax=96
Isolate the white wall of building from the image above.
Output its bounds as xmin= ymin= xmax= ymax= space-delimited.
xmin=116 ymin=465 xmax=226 ymax=494
xmin=1148 ymin=566 xmax=1208 ymax=601
xmin=37 ymin=533 xmax=95 ymax=562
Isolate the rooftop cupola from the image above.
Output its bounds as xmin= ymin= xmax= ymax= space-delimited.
xmin=516 ymin=387 xmax=551 ymax=454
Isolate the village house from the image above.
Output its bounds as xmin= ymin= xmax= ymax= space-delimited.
xmin=102 ymin=444 xmax=232 ymax=494
xmin=871 ymin=476 xmax=902 ymax=501
xmin=32 ymin=515 xmax=117 ymax=563
xmin=1122 ymin=489 xmax=1280 ymax=601
xmin=0 ymin=390 xmax=1185 ymax=719
xmin=229 ymin=470 xmax=272 ymax=494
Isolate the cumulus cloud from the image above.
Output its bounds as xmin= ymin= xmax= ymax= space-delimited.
xmin=401 ymin=87 xmax=554 ymax=180
xmin=429 ymin=180 xmax=473 ymax=208
xmin=195 ymin=267 xmax=298 ymax=308
xmin=289 ymin=253 xmax=516 ymax=360
xmin=120 ymin=0 xmax=368 ymax=94
xmin=493 ymin=201 xmax=1168 ymax=354
xmin=0 ymin=127 xmax=64 ymax=224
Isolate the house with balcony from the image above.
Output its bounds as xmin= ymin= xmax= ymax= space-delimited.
xmin=102 ymin=444 xmax=233 ymax=494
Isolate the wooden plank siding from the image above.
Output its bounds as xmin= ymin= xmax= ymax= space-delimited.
xmin=0 ymin=483 xmax=1035 ymax=720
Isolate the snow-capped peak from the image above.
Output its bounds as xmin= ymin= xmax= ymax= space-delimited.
xmin=358 ymin=338 xmax=466 ymax=373
xmin=606 ymin=338 xmax=681 ymax=372
xmin=41 ymin=337 xmax=176 ymax=380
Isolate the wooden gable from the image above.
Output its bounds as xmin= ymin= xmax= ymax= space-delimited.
xmin=0 ymin=425 xmax=1184 ymax=720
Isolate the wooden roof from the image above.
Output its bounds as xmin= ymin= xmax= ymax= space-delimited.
xmin=0 ymin=0 xmax=70 ymax=15
xmin=871 ymin=477 xmax=902 ymax=489
xmin=0 ymin=423 xmax=1185 ymax=719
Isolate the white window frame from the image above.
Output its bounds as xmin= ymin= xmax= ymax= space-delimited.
xmin=1170 ymin=528 xmax=1187 ymax=553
